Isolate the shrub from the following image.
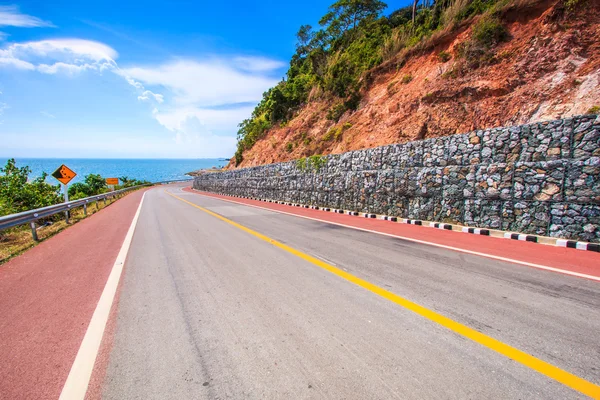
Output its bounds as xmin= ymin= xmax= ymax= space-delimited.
xmin=401 ymin=74 xmax=413 ymax=84
xmin=438 ymin=51 xmax=451 ymax=62
xmin=471 ymin=16 xmax=508 ymax=48
xmin=587 ymin=106 xmax=600 ymax=115
xmin=387 ymin=81 xmax=397 ymax=95
xmin=296 ymin=157 xmax=307 ymax=171
xmin=0 ymin=159 xmax=61 ymax=216
xmin=286 ymin=142 xmax=294 ymax=153
xmin=307 ymin=155 xmax=327 ymax=171
xmin=322 ymin=127 xmax=338 ymax=141
xmin=327 ymin=103 xmax=347 ymax=121
xmin=456 ymin=16 xmax=508 ymax=67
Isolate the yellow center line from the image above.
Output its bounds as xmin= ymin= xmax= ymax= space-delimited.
xmin=167 ymin=190 xmax=600 ymax=399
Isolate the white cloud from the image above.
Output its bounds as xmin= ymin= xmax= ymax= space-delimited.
xmin=138 ymin=90 xmax=164 ymax=103
xmin=0 ymin=36 xmax=282 ymax=157
xmin=0 ymin=32 xmax=8 ymax=41
xmin=120 ymin=57 xmax=281 ymax=107
xmin=0 ymin=38 xmax=117 ymax=74
xmin=0 ymin=5 xmax=54 ymax=28
xmin=40 ymin=110 xmax=55 ymax=118
xmin=234 ymin=56 xmax=286 ymax=72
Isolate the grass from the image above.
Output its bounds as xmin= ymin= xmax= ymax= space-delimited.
xmin=401 ymin=74 xmax=414 ymax=84
xmin=0 ymin=193 xmax=127 ymax=265
xmin=587 ymin=105 xmax=600 ymax=114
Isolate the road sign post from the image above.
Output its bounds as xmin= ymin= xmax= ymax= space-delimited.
xmin=106 ymin=178 xmax=118 ymax=192
xmin=52 ymin=164 xmax=77 ymax=223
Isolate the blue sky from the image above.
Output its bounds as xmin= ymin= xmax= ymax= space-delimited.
xmin=0 ymin=1 xmax=406 ymax=158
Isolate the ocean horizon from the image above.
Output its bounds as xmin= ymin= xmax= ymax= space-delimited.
xmin=1 ymin=158 xmax=229 ymax=184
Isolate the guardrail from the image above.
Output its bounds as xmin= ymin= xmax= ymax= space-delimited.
xmin=0 ymin=178 xmax=192 ymax=241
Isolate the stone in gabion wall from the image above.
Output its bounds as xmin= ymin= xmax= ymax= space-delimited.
xmin=194 ymin=115 xmax=600 ymax=242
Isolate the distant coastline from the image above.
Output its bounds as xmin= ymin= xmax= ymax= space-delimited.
xmin=2 ymin=158 xmax=226 ymax=184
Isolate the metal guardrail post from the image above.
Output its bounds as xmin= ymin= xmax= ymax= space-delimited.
xmin=0 ymin=179 xmax=192 ymax=234
xmin=30 ymin=222 xmax=38 ymax=241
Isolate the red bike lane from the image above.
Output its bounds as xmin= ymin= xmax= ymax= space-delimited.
xmin=0 ymin=189 xmax=148 ymax=400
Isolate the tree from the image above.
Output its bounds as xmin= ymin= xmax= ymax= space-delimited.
xmin=0 ymin=159 xmax=61 ymax=216
xmin=319 ymin=0 xmax=387 ymax=38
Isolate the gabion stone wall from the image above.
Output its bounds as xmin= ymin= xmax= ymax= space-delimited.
xmin=194 ymin=115 xmax=600 ymax=243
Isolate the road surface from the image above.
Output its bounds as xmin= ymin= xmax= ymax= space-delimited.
xmin=1 ymin=184 xmax=599 ymax=399
xmin=103 ymin=186 xmax=600 ymax=399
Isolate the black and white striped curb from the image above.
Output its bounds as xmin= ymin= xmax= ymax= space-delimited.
xmin=556 ymin=239 xmax=600 ymax=252
xmin=203 ymin=192 xmax=600 ymax=252
xmin=430 ymin=222 xmax=453 ymax=230
xmin=504 ymin=232 xmax=538 ymax=243
xmin=461 ymin=227 xmax=490 ymax=236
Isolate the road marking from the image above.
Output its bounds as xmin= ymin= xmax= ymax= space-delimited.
xmin=182 ymin=189 xmax=600 ymax=283
xmin=59 ymin=192 xmax=146 ymax=400
xmin=168 ymin=191 xmax=600 ymax=398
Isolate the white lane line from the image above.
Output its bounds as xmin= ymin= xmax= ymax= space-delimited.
xmin=181 ymin=190 xmax=600 ymax=283
xmin=59 ymin=192 xmax=146 ymax=400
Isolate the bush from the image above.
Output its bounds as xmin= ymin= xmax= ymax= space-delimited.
xmin=286 ymin=142 xmax=294 ymax=153
xmin=327 ymin=103 xmax=347 ymax=121
xmin=586 ymin=106 xmax=600 ymax=115
xmin=438 ymin=51 xmax=451 ymax=62
xmin=322 ymin=127 xmax=339 ymax=141
xmin=401 ymin=74 xmax=413 ymax=84
xmin=471 ymin=16 xmax=508 ymax=47
xmin=0 ymin=159 xmax=61 ymax=216
xmin=456 ymin=16 xmax=508 ymax=67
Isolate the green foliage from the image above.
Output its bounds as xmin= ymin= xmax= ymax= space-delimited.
xmin=0 ymin=159 xmax=62 ymax=216
xmin=401 ymin=73 xmax=413 ymax=84
xmin=286 ymin=142 xmax=294 ymax=153
xmin=587 ymin=106 xmax=600 ymax=115
xmin=67 ymin=173 xmax=108 ymax=199
xmin=117 ymin=176 xmax=151 ymax=188
xmin=296 ymin=155 xmax=327 ymax=172
xmin=308 ymin=155 xmax=327 ymax=171
xmin=438 ymin=50 xmax=451 ymax=62
xmin=564 ymin=0 xmax=582 ymax=11
xmin=322 ymin=127 xmax=338 ymax=141
xmin=296 ymin=157 xmax=308 ymax=171
xmin=455 ymin=0 xmax=498 ymax=22
xmin=456 ymin=16 xmax=508 ymax=67
xmin=327 ymin=103 xmax=347 ymax=121
xmin=234 ymin=0 xmax=510 ymax=159
xmin=471 ymin=16 xmax=508 ymax=47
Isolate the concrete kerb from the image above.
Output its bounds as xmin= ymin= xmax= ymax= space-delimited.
xmin=196 ymin=190 xmax=600 ymax=253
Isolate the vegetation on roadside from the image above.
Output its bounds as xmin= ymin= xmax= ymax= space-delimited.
xmin=0 ymin=158 xmax=150 ymax=216
xmin=234 ymin=0 xmax=515 ymax=165
xmin=0 ymin=159 xmax=61 ymax=217
xmin=0 ymin=159 xmax=151 ymax=263
xmin=296 ymin=155 xmax=328 ymax=172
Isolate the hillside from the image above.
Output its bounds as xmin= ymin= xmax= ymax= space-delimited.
xmin=230 ymin=0 xmax=599 ymax=168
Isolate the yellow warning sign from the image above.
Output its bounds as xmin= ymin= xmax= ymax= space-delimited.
xmin=52 ymin=164 xmax=77 ymax=185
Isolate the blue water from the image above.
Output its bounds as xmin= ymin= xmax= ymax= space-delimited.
xmin=2 ymin=158 xmax=228 ymax=184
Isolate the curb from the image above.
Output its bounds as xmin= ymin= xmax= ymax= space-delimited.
xmin=193 ymin=190 xmax=600 ymax=253
xmin=461 ymin=227 xmax=490 ymax=236
xmin=556 ymin=239 xmax=600 ymax=252
xmin=504 ymin=232 xmax=538 ymax=243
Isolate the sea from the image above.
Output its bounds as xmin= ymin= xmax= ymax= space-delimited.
xmin=1 ymin=158 xmax=229 ymax=184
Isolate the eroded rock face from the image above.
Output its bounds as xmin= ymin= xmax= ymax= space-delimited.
xmin=234 ymin=1 xmax=600 ymax=169
xmin=196 ymin=116 xmax=600 ymax=242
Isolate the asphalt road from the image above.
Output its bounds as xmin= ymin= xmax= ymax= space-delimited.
xmin=100 ymin=186 xmax=600 ymax=399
